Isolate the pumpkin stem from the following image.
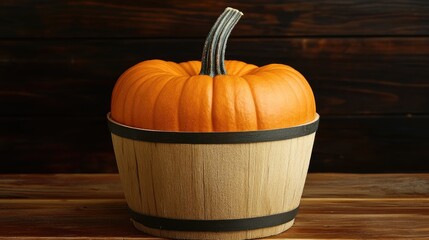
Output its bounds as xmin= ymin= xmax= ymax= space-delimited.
xmin=200 ymin=7 xmax=243 ymax=77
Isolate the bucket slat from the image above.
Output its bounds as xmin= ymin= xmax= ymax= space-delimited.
xmin=111 ymin=133 xmax=315 ymax=239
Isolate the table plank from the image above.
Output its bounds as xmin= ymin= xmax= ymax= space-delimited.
xmin=0 ymin=174 xmax=428 ymax=239
xmin=1 ymin=174 xmax=428 ymax=199
xmin=0 ymin=174 xmax=123 ymax=199
xmin=303 ymin=173 xmax=429 ymax=198
xmin=0 ymin=199 xmax=427 ymax=239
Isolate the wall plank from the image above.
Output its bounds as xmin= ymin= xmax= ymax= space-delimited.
xmin=313 ymin=116 xmax=428 ymax=173
xmin=1 ymin=38 xmax=428 ymax=117
xmin=0 ymin=117 xmax=115 ymax=173
xmin=1 ymin=0 xmax=428 ymax=38
xmin=1 ymin=0 xmax=427 ymax=173
xmin=0 ymin=116 xmax=427 ymax=173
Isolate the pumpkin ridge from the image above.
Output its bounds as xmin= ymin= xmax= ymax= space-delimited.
xmin=176 ymin=75 xmax=194 ymax=131
xmin=276 ymin=65 xmax=316 ymax=122
xmin=131 ymin=73 xmax=175 ymax=128
xmin=270 ymin=70 xmax=303 ymax=125
xmin=154 ymin=61 xmax=183 ymax=76
xmin=125 ymin=72 xmax=164 ymax=126
xmin=187 ymin=61 xmax=202 ymax=75
xmin=153 ymin=75 xmax=189 ymax=131
xmin=229 ymin=61 xmax=248 ymax=76
xmin=278 ymin=68 xmax=313 ymax=123
xmin=115 ymin=68 xmax=160 ymax=123
xmin=235 ymin=75 xmax=258 ymax=130
xmin=232 ymin=75 xmax=238 ymax=130
xmin=212 ymin=75 xmax=239 ymax=131
xmin=166 ymin=61 xmax=190 ymax=76
xmin=258 ymin=70 xmax=302 ymax=126
xmin=237 ymin=63 xmax=258 ymax=76
xmin=112 ymin=64 xmax=156 ymax=118
xmin=176 ymin=75 xmax=191 ymax=131
xmin=112 ymin=64 xmax=141 ymax=100
xmin=242 ymin=75 xmax=261 ymax=129
xmin=149 ymin=74 xmax=179 ymax=129
xmin=241 ymin=66 xmax=261 ymax=76
xmin=210 ymin=74 xmax=216 ymax=131
xmin=179 ymin=61 xmax=196 ymax=76
xmin=281 ymin=65 xmax=317 ymax=119
xmin=178 ymin=75 xmax=213 ymax=131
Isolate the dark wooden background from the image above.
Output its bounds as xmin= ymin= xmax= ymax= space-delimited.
xmin=1 ymin=0 xmax=428 ymax=173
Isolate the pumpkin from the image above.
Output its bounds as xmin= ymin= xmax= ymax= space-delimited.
xmin=111 ymin=7 xmax=316 ymax=132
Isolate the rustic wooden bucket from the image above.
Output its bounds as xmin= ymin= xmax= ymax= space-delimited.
xmin=108 ymin=113 xmax=319 ymax=240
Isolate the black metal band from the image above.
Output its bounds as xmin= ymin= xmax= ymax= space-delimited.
xmin=129 ymin=207 xmax=299 ymax=232
xmin=107 ymin=113 xmax=319 ymax=144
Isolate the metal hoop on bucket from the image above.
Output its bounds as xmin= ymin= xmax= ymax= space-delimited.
xmin=107 ymin=113 xmax=319 ymax=144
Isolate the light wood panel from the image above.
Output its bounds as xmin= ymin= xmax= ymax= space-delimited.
xmin=111 ymin=133 xmax=315 ymax=239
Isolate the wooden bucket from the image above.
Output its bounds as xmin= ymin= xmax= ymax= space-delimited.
xmin=108 ymin=113 xmax=319 ymax=240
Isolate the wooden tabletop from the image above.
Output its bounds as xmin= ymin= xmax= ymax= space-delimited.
xmin=0 ymin=173 xmax=428 ymax=239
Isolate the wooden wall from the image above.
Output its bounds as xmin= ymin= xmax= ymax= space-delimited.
xmin=1 ymin=0 xmax=428 ymax=173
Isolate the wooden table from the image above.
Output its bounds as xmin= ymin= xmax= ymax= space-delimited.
xmin=0 ymin=174 xmax=428 ymax=239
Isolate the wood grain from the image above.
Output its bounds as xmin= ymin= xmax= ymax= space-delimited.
xmin=0 ymin=117 xmax=116 ymax=173
xmin=1 ymin=116 xmax=427 ymax=173
xmin=2 ymin=174 xmax=428 ymax=199
xmin=313 ymin=115 xmax=429 ymax=173
xmin=303 ymin=174 xmax=429 ymax=198
xmin=1 ymin=0 xmax=428 ymax=175
xmin=1 ymin=0 xmax=428 ymax=38
xmin=0 ymin=199 xmax=429 ymax=239
xmin=0 ymin=174 xmax=124 ymax=199
xmin=1 ymin=38 xmax=428 ymax=117
xmin=112 ymin=132 xmax=315 ymax=239
xmin=0 ymin=173 xmax=428 ymax=239
xmin=1 ymin=199 xmax=427 ymax=238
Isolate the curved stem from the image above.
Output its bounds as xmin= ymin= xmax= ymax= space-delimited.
xmin=200 ymin=7 xmax=243 ymax=77
xmin=216 ymin=12 xmax=242 ymax=75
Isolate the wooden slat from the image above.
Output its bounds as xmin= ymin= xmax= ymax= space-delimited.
xmin=0 ymin=174 xmax=124 ymax=199
xmin=0 ymin=174 xmax=428 ymax=238
xmin=313 ymin=115 xmax=429 ymax=173
xmin=0 ymin=117 xmax=116 ymax=173
xmin=0 ymin=199 xmax=142 ymax=237
xmin=0 ymin=199 xmax=427 ymax=238
xmin=1 ymin=174 xmax=428 ymax=199
xmin=1 ymin=38 xmax=428 ymax=116
xmin=304 ymin=174 xmax=429 ymax=198
xmin=1 ymin=116 xmax=427 ymax=173
xmin=1 ymin=0 xmax=428 ymax=38
xmin=291 ymin=199 xmax=429 ymax=239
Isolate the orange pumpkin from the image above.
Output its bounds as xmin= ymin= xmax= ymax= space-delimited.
xmin=111 ymin=8 xmax=316 ymax=132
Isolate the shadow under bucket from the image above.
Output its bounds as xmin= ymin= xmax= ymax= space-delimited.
xmin=108 ymin=113 xmax=319 ymax=240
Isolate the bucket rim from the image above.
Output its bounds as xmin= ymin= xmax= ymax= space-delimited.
xmin=107 ymin=113 xmax=319 ymax=144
